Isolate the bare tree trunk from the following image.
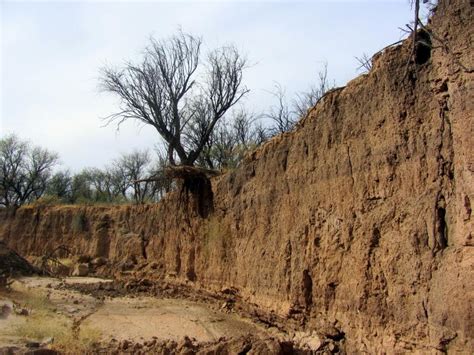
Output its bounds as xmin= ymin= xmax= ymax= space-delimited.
xmin=413 ymin=0 xmax=420 ymax=57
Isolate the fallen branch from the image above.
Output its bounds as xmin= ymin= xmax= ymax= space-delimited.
xmin=40 ymin=245 xmax=72 ymax=277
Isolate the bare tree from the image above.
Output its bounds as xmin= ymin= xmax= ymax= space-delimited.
xmin=252 ymin=122 xmax=269 ymax=146
xmin=229 ymin=109 xmax=266 ymax=164
xmin=46 ymin=170 xmax=73 ymax=202
xmin=100 ymin=31 xmax=248 ymax=168
xmin=147 ymin=149 xmax=174 ymax=200
xmin=265 ymin=83 xmax=295 ymax=136
xmin=109 ymin=164 xmax=130 ymax=200
xmin=265 ymin=64 xmax=334 ymax=136
xmin=0 ymin=135 xmax=59 ymax=207
xmin=232 ymin=108 xmax=257 ymax=148
xmin=293 ymin=63 xmax=334 ymax=119
xmin=86 ymin=167 xmax=119 ymax=203
xmin=196 ymin=108 xmax=265 ymax=170
xmin=115 ymin=150 xmax=152 ymax=204
xmin=197 ymin=120 xmax=229 ymax=170
xmin=355 ymin=53 xmax=373 ymax=73
xmin=70 ymin=170 xmax=94 ymax=203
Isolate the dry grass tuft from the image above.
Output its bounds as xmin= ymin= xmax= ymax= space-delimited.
xmin=7 ymin=289 xmax=101 ymax=353
xmin=53 ymin=326 xmax=102 ymax=353
xmin=13 ymin=313 xmax=69 ymax=342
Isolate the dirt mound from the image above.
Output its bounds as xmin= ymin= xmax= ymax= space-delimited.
xmin=58 ymin=278 xmax=223 ymax=301
xmin=0 ymin=241 xmax=37 ymax=279
xmin=95 ymin=333 xmax=337 ymax=355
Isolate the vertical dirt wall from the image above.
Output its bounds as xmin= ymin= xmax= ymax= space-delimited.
xmin=1 ymin=0 xmax=472 ymax=352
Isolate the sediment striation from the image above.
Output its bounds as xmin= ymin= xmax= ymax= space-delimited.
xmin=1 ymin=0 xmax=472 ymax=352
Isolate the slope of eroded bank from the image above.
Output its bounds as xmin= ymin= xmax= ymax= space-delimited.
xmin=1 ymin=0 xmax=472 ymax=352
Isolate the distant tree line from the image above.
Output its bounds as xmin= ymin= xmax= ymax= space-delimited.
xmin=1 ymin=66 xmax=332 ymax=208
xmin=0 ymin=109 xmax=266 ymax=207
xmin=2 ymin=31 xmax=335 ymax=208
xmin=100 ymin=31 xmax=333 ymax=169
xmin=45 ymin=149 xmax=172 ymax=205
xmin=0 ymin=135 xmax=172 ymax=207
xmin=0 ymin=135 xmax=58 ymax=208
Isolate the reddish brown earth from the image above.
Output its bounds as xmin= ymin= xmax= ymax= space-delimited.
xmin=0 ymin=0 xmax=472 ymax=353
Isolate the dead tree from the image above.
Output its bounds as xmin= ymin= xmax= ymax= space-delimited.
xmin=197 ymin=108 xmax=263 ymax=170
xmin=100 ymin=32 xmax=248 ymax=214
xmin=355 ymin=53 xmax=373 ymax=73
xmin=115 ymin=150 xmax=152 ymax=204
xmin=293 ymin=63 xmax=334 ymax=119
xmin=100 ymin=31 xmax=248 ymax=168
xmin=404 ymin=0 xmax=433 ymax=75
xmin=265 ymin=83 xmax=295 ymax=135
xmin=265 ymin=64 xmax=334 ymax=136
xmin=0 ymin=135 xmax=59 ymax=208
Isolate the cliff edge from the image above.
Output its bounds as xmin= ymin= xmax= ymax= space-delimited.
xmin=1 ymin=0 xmax=472 ymax=352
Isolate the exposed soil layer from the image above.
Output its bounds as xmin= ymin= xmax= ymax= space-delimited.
xmin=0 ymin=0 xmax=472 ymax=353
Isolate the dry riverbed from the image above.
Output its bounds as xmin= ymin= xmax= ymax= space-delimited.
xmin=0 ymin=277 xmax=334 ymax=354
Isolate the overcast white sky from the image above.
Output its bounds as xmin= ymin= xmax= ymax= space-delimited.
xmin=1 ymin=0 xmax=414 ymax=171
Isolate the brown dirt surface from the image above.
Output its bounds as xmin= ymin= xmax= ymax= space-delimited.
xmin=0 ymin=0 xmax=472 ymax=352
xmin=0 ymin=277 xmax=341 ymax=354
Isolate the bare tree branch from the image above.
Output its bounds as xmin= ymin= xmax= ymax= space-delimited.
xmin=100 ymin=31 xmax=248 ymax=168
xmin=264 ymin=83 xmax=295 ymax=135
xmin=0 ymin=135 xmax=59 ymax=207
xmin=293 ymin=63 xmax=334 ymax=119
xmin=355 ymin=53 xmax=373 ymax=73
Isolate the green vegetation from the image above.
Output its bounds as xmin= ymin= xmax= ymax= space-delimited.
xmin=1 ymin=29 xmax=339 ymax=208
xmin=29 ymin=195 xmax=63 ymax=208
xmin=0 ymin=134 xmax=58 ymax=208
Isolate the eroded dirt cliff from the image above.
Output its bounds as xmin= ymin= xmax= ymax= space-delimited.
xmin=1 ymin=0 xmax=472 ymax=352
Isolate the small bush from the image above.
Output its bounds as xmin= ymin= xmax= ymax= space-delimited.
xmin=29 ymin=195 xmax=62 ymax=208
xmin=13 ymin=311 xmax=70 ymax=341
xmin=8 ymin=289 xmax=101 ymax=353
xmin=54 ymin=325 xmax=102 ymax=353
